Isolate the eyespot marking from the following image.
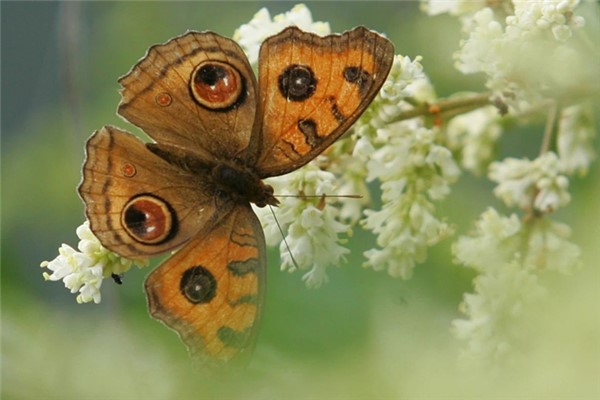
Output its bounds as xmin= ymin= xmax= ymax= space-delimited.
xmin=155 ymin=92 xmax=172 ymax=107
xmin=343 ymin=66 xmax=372 ymax=96
xmin=180 ymin=265 xmax=217 ymax=304
xmin=121 ymin=162 xmax=137 ymax=178
xmin=278 ymin=64 xmax=317 ymax=102
xmin=121 ymin=194 xmax=177 ymax=244
xmin=190 ymin=61 xmax=244 ymax=110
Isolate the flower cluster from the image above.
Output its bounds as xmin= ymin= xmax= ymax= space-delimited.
xmin=361 ymin=123 xmax=459 ymax=278
xmin=446 ymin=106 xmax=503 ymax=175
xmin=41 ymin=222 xmax=147 ymax=304
xmin=254 ymin=164 xmax=351 ymax=288
xmin=346 ymin=55 xmax=459 ymax=278
xmin=489 ymin=151 xmax=571 ymax=213
xmin=421 ymin=0 xmax=487 ymax=18
xmin=422 ymin=0 xmax=592 ymax=366
xmin=451 ymin=208 xmax=580 ymax=365
xmin=557 ymin=102 xmax=597 ymax=176
xmin=233 ymin=4 xmax=331 ymax=65
xmin=426 ymin=0 xmax=591 ymax=111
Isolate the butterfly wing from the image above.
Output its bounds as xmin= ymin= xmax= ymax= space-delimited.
xmin=78 ymin=126 xmax=233 ymax=259
xmin=144 ymin=204 xmax=266 ymax=367
xmin=253 ymin=26 xmax=394 ymax=177
xmin=118 ymin=31 xmax=259 ymax=161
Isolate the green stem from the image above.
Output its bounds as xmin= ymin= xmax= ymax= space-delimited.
xmin=392 ymin=92 xmax=494 ymax=122
xmin=539 ymin=101 xmax=558 ymax=156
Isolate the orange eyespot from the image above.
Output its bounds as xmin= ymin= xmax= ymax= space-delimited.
xmin=121 ymin=194 xmax=175 ymax=244
xmin=155 ymin=92 xmax=173 ymax=107
xmin=121 ymin=162 xmax=137 ymax=178
xmin=190 ymin=61 xmax=243 ymax=110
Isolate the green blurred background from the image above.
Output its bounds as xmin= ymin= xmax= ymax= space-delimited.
xmin=2 ymin=2 xmax=598 ymax=399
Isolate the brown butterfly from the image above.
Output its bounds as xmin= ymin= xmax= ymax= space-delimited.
xmin=78 ymin=26 xmax=394 ymax=367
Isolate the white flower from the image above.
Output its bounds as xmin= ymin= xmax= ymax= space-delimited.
xmin=455 ymin=8 xmax=504 ymax=75
xmin=361 ymin=123 xmax=458 ymax=278
xmin=525 ymin=218 xmax=581 ymax=274
xmin=452 ymin=259 xmax=546 ymax=365
xmin=379 ymin=55 xmax=431 ymax=103
xmin=332 ymin=152 xmax=372 ymax=224
xmin=345 ymin=53 xmax=459 ymax=280
xmin=253 ymin=165 xmax=351 ymax=288
xmin=233 ymin=4 xmax=331 ymax=65
xmin=452 ymin=207 xmax=581 ymax=365
xmin=557 ymin=102 xmax=596 ymax=176
xmin=311 ymin=81 xmax=460 ymax=281
xmin=511 ymin=0 xmax=585 ymax=42
xmin=452 ymin=208 xmax=522 ymax=272
xmin=455 ymin=2 xmax=591 ymax=111
xmin=421 ymin=0 xmax=488 ymax=18
xmin=446 ymin=105 xmax=503 ymax=175
xmin=350 ymin=55 xmax=435 ymax=166
xmin=489 ymin=152 xmax=571 ymax=213
xmin=41 ymin=221 xmax=148 ymax=304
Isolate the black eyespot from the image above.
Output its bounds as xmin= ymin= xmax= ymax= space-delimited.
xmin=278 ymin=64 xmax=317 ymax=101
xmin=197 ymin=64 xmax=226 ymax=86
xmin=343 ymin=66 xmax=371 ymax=95
xmin=180 ymin=265 xmax=217 ymax=304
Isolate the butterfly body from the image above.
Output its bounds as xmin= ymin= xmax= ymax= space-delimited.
xmin=147 ymin=141 xmax=278 ymax=207
xmin=78 ymin=26 xmax=393 ymax=367
xmin=212 ymin=163 xmax=278 ymax=208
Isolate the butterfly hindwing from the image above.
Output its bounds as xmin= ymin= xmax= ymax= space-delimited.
xmin=78 ymin=126 xmax=232 ymax=259
xmin=253 ymin=26 xmax=394 ymax=177
xmin=144 ymin=205 xmax=266 ymax=366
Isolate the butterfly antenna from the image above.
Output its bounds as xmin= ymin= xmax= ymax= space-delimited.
xmin=268 ymin=204 xmax=300 ymax=271
xmin=275 ymin=194 xmax=363 ymax=199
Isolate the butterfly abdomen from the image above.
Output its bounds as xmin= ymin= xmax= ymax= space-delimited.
xmin=212 ymin=163 xmax=278 ymax=208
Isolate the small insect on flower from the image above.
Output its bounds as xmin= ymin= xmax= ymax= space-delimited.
xmin=41 ymin=221 xmax=147 ymax=304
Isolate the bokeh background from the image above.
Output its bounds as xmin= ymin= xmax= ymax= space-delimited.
xmin=2 ymin=2 xmax=599 ymax=399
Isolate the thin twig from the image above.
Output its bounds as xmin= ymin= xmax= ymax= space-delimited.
xmin=392 ymin=92 xmax=494 ymax=122
xmin=539 ymin=100 xmax=558 ymax=156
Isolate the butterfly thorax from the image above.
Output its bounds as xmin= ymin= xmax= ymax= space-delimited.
xmin=212 ymin=163 xmax=278 ymax=208
xmin=147 ymin=142 xmax=278 ymax=208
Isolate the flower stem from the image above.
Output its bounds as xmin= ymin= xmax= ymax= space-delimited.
xmin=392 ymin=92 xmax=493 ymax=122
xmin=539 ymin=101 xmax=558 ymax=156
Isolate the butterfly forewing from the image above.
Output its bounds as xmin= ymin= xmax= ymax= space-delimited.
xmin=118 ymin=31 xmax=259 ymax=161
xmin=253 ymin=26 xmax=395 ymax=177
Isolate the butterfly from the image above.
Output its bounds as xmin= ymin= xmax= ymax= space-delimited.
xmin=78 ymin=26 xmax=394 ymax=367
